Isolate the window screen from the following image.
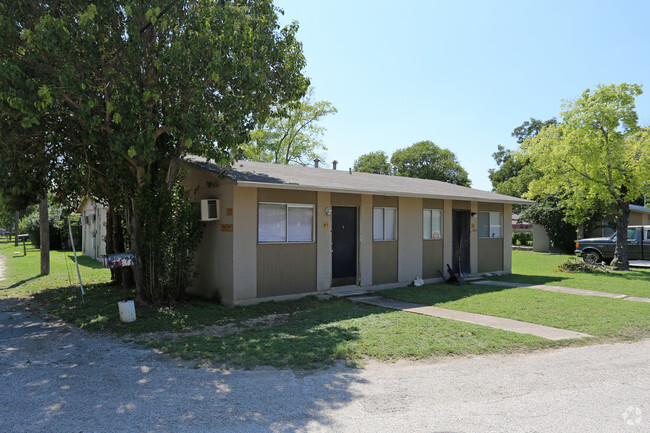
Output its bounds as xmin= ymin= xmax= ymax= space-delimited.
xmin=423 ymin=209 xmax=442 ymax=240
xmin=479 ymin=211 xmax=502 ymax=238
xmin=373 ymin=207 xmax=397 ymax=241
xmin=259 ymin=203 xmax=314 ymax=243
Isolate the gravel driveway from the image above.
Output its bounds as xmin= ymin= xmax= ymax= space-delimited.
xmin=1 ymin=306 xmax=648 ymax=433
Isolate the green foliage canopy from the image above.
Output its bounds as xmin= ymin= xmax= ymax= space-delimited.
xmin=0 ymin=0 xmax=309 ymax=302
xmin=391 ymin=141 xmax=471 ymax=186
xmin=353 ymin=151 xmax=391 ymax=175
xmin=244 ymin=88 xmax=336 ymax=165
xmin=522 ymin=83 xmax=650 ymax=268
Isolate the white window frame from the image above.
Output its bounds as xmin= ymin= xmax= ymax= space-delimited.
xmin=423 ymin=209 xmax=443 ymax=240
xmin=373 ymin=207 xmax=397 ymax=241
xmin=478 ymin=211 xmax=503 ymax=238
xmin=258 ymin=202 xmax=315 ymax=244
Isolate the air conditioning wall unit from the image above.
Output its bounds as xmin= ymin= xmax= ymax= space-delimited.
xmin=200 ymin=199 xmax=220 ymax=221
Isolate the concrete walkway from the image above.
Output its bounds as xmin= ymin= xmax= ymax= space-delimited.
xmin=471 ymin=280 xmax=650 ymax=302
xmin=350 ymin=295 xmax=592 ymax=341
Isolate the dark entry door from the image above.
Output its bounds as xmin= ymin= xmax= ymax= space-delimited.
xmin=332 ymin=206 xmax=357 ymax=286
xmin=452 ymin=210 xmax=471 ymax=275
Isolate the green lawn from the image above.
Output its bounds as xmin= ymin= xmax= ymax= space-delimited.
xmin=0 ymin=239 xmax=111 ymax=299
xmin=491 ymin=250 xmax=650 ymax=297
xmin=1 ymin=241 xmax=648 ymax=369
xmin=381 ymin=283 xmax=650 ymax=339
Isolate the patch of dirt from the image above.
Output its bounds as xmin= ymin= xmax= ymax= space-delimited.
xmin=128 ymin=312 xmax=291 ymax=341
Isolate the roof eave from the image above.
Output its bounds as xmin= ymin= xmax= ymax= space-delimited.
xmin=233 ymin=180 xmax=533 ymax=205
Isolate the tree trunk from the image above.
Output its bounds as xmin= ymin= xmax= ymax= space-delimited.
xmin=39 ymin=197 xmax=50 ymax=275
xmin=14 ymin=211 xmax=19 ymax=246
xmin=128 ymin=199 xmax=149 ymax=305
xmin=613 ymin=202 xmax=630 ymax=270
xmin=105 ymin=205 xmax=119 ymax=283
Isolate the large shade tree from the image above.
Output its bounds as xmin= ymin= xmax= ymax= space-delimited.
xmin=0 ymin=0 xmax=309 ymax=303
xmin=391 ymin=140 xmax=471 ymax=186
xmin=522 ymin=83 xmax=650 ymax=269
xmin=353 ymin=151 xmax=392 ymax=175
xmin=243 ymin=87 xmax=336 ymax=165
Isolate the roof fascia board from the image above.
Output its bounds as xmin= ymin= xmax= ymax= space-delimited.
xmin=233 ymin=180 xmax=533 ymax=205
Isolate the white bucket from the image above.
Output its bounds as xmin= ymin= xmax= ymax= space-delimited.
xmin=118 ymin=300 xmax=137 ymax=323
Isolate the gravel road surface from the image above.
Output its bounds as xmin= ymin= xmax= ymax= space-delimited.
xmin=1 ymin=309 xmax=648 ymax=433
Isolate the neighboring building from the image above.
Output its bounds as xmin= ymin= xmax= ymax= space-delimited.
xmin=533 ymin=204 xmax=650 ymax=252
xmin=512 ymin=213 xmax=532 ymax=231
xmin=585 ymin=204 xmax=650 ymax=238
xmin=183 ymin=156 xmax=531 ymax=306
xmin=77 ymin=198 xmax=108 ymax=261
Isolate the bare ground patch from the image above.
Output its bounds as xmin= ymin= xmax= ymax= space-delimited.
xmin=129 ymin=312 xmax=291 ymax=341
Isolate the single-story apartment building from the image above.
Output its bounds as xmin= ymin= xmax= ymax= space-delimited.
xmin=77 ymin=198 xmax=108 ymax=261
xmin=183 ymin=156 xmax=531 ymax=306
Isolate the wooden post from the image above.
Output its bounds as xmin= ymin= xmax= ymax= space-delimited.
xmin=39 ymin=197 xmax=50 ymax=275
xmin=14 ymin=211 xmax=19 ymax=246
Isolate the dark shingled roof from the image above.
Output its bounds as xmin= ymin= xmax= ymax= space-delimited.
xmin=185 ymin=155 xmax=532 ymax=205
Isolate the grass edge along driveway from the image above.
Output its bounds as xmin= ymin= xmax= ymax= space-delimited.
xmin=1 ymin=242 xmax=648 ymax=369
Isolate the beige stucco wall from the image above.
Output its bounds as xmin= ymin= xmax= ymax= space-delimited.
xmin=184 ymin=165 xmax=236 ymax=304
xmin=232 ymin=186 xmax=258 ymax=302
xmin=359 ymin=194 xmax=373 ymax=287
xmin=398 ymin=197 xmax=423 ymax=283
xmin=532 ymin=224 xmax=551 ymax=252
xmin=503 ymin=203 xmax=513 ymax=272
xmin=629 ymin=211 xmax=649 ymax=225
xmin=316 ymin=191 xmax=332 ymax=291
xmin=443 ymin=200 xmax=453 ymax=275
xmin=470 ymin=201 xmax=479 ymax=273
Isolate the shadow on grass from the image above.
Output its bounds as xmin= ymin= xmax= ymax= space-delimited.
xmin=66 ymin=253 xmax=105 ymax=269
xmin=382 ymin=283 xmax=513 ymax=305
xmin=154 ymin=322 xmax=363 ymax=369
xmin=34 ymin=280 xmax=386 ymax=369
xmin=0 ymin=275 xmax=44 ymax=290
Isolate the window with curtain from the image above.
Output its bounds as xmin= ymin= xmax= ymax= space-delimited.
xmin=258 ymin=203 xmax=314 ymax=243
xmin=373 ymin=207 xmax=397 ymax=241
xmin=423 ymin=209 xmax=442 ymax=240
xmin=478 ymin=211 xmax=502 ymax=238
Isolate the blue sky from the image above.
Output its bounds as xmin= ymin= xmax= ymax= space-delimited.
xmin=273 ymin=0 xmax=650 ymax=191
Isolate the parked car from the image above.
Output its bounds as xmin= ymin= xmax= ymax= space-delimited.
xmin=575 ymin=225 xmax=650 ymax=264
